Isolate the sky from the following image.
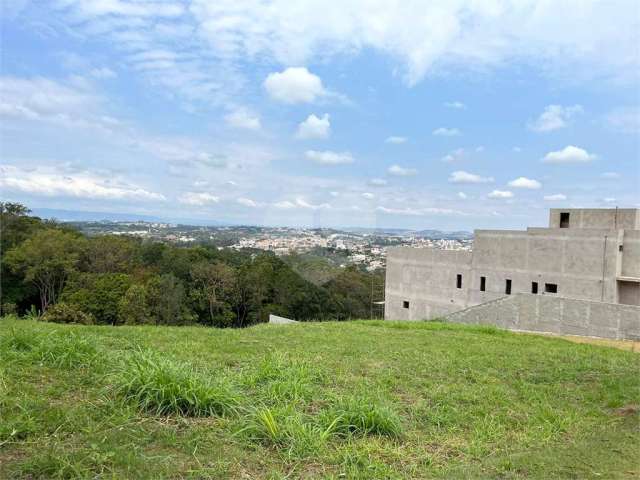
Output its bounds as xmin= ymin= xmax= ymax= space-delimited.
xmin=1 ymin=0 xmax=639 ymax=231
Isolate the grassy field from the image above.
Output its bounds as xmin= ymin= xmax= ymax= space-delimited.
xmin=1 ymin=317 xmax=639 ymax=479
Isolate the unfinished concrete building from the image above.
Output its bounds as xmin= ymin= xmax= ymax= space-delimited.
xmin=384 ymin=209 xmax=640 ymax=339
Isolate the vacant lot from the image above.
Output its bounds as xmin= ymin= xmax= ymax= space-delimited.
xmin=1 ymin=318 xmax=638 ymax=479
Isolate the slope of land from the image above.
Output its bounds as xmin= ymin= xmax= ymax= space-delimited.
xmin=1 ymin=318 xmax=639 ymax=479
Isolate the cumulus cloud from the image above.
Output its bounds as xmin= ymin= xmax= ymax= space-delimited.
xmin=448 ymin=170 xmax=494 ymax=184
xmin=544 ymin=193 xmax=567 ymax=201
xmin=0 ymin=165 xmax=165 ymax=201
xmin=296 ymin=113 xmax=330 ymax=139
xmin=542 ymin=145 xmax=596 ymax=164
xmin=601 ymin=172 xmax=621 ymax=179
xmin=376 ymin=206 xmax=463 ymax=216
xmin=368 ymin=178 xmax=388 ymax=187
xmin=457 ymin=192 xmax=467 ymax=199
xmin=237 ymin=197 xmax=262 ymax=207
xmin=90 ymin=67 xmax=117 ymax=79
xmin=224 ymin=108 xmax=261 ymax=130
xmin=507 ymin=177 xmax=542 ymax=189
xmin=488 ymin=190 xmax=513 ymax=199
xmin=441 ymin=148 xmax=464 ymax=162
xmin=294 ymin=197 xmax=331 ymax=210
xmin=444 ymin=101 xmax=466 ymax=109
xmin=305 ymin=150 xmax=353 ymax=165
xmin=190 ymin=1 xmax=639 ymax=86
xmin=388 ymin=164 xmax=417 ymax=176
xmin=385 ymin=136 xmax=407 ymax=144
xmin=528 ymin=104 xmax=583 ymax=132
xmin=178 ymin=192 xmax=220 ymax=206
xmin=361 ymin=192 xmax=374 ymax=199
xmin=264 ymin=67 xmax=327 ymax=104
xmin=605 ymin=107 xmax=640 ymax=134
xmin=432 ymin=127 xmax=461 ymax=137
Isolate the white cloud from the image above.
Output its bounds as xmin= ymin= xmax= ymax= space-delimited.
xmin=237 ymin=197 xmax=263 ymax=208
xmin=273 ymin=200 xmax=296 ymax=209
xmin=264 ymin=67 xmax=326 ymax=104
xmin=190 ymin=1 xmax=639 ymax=86
xmin=0 ymin=165 xmax=165 ymax=201
xmin=295 ymin=197 xmax=330 ymax=210
xmin=296 ymin=113 xmax=330 ymax=139
xmin=178 ymin=192 xmax=220 ymax=206
xmin=605 ymin=107 xmax=640 ymax=134
xmin=329 ymin=191 xmax=339 ymax=197
xmin=601 ymin=172 xmax=621 ymax=179
xmin=457 ymin=192 xmax=467 ymax=199
xmin=224 ymin=108 xmax=261 ymax=130
xmin=488 ymin=190 xmax=513 ymax=199
xmin=513 ymin=147 xmax=522 ymax=153
xmin=432 ymin=127 xmax=461 ymax=137
xmin=475 ymin=146 xmax=484 ymax=152
xmin=444 ymin=101 xmax=466 ymax=109
xmin=448 ymin=170 xmax=494 ymax=184
xmin=508 ymin=177 xmax=542 ymax=189
xmin=368 ymin=178 xmax=387 ymax=187
xmin=542 ymin=145 xmax=596 ymax=164
xmin=388 ymin=164 xmax=417 ymax=176
xmin=90 ymin=67 xmax=117 ymax=79
xmin=361 ymin=192 xmax=374 ymax=199
xmin=441 ymin=148 xmax=464 ymax=162
xmin=544 ymin=193 xmax=567 ymax=201
xmin=528 ymin=104 xmax=583 ymax=132
xmin=305 ymin=150 xmax=353 ymax=165
xmin=385 ymin=136 xmax=407 ymax=144
xmin=376 ymin=206 xmax=463 ymax=216
xmin=603 ymin=197 xmax=617 ymax=203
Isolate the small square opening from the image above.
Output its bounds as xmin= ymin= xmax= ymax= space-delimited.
xmin=619 ymin=245 xmax=624 ymax=252
xmin=456 ymin=274 xmax=462 ymax=289
xmin=505 ymin=279 xmax=512 ymax=295
xmin=544 ymin=283 xmax=558 ymax=294
xmin=560 ymin=212 xmax=570 ymax=228
xmin=402 ymin=300 xmax=410 ymax=309
xmin=531 ymin=282 xmax=538 ymax=294
xmin=480 ymin=276 xmax=486 ymax=292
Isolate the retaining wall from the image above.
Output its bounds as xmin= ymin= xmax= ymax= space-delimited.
xmin=444 ymin=294 xmax=640 ymax=340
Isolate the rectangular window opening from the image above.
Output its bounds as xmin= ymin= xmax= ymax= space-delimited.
xmin=505 ymin=279 xmax=512 ymax=295
xmin=545 ymin=283 xmax=558 ymax=294
xmin=456 ymin=274 xmax=462 ymax=289
xmin=531 ymin=282 xmax=538 ymax=294
xmin=560 ymin=212 xmax=570 ymax=228
xmin=619 ymin=245 xmax=624 ymax=252
xmin=402 ymin=300 xmax=410 ymax=309
xmin=480 ymin=276 xmax=486 ymax=292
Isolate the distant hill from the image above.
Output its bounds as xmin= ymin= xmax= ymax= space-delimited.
xmin=31 ymin=208 xmax=229 ymax=226
xmin=343 ymin=226 xmax=473 ymax=239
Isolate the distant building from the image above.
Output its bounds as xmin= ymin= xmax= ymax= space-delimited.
xmin=384 ymin=209 xmax=640 ymax=338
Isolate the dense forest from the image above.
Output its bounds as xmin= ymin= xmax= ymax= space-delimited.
xmin=0 ymin=202 xmax=384 ymax=327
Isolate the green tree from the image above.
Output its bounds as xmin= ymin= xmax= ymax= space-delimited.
xmin=118 ymin=284 xmax=151 ymax=325
xmin=147 ymin=274 xmax=193 ymax=325
xmin=5 ymin=229 xmax=85 ymax=312
xmin=62 ymin=273 xmax=132 ymax=325
xmin=83 ymin=235 xmax=138 ymax=273
xmin=190 ymin=261 xmax=235 ymax=326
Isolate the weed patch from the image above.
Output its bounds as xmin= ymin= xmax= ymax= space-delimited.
xmin=320 ymin=396 xmax=403 ymax=438
xmin=113 ymin=351 xmax=239 ymax=417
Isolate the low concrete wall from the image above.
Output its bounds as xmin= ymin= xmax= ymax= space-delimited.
xmin=444 ymin=294 xmax=640 ymax=340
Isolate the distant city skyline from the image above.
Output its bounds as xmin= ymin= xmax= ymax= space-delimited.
xmin=1 ymin=1 xmax=639 ymax=230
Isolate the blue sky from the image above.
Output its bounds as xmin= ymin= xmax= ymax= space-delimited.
xmin=1 ymin=0 xmax=638 ymax=230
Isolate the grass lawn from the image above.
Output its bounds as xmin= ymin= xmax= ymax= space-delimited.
xmin=1 ymin=317 xmax=639 ymax=479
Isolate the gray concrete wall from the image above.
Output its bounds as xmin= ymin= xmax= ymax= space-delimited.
xmin=385 ymin=247 xmax=472 ymax=321
xmin=445 ymin=293 xmax=640 ymax=340
xmin=621 ymin=230 xmax=640 ymax=278
xmin=470 ymin=228 xmax=621 ymax=304
xmin=549 ymin=208 xmax=639 ymax=230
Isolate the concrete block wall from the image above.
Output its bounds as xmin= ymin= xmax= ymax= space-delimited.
xmin=444 ymin=293 xmax=640 ymax=340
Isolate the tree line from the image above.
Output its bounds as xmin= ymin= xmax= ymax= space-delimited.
xmin=0 ymin=202 xmax=383 ymax=327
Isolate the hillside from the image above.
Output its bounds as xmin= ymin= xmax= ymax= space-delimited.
xmin=1 ymin=318 xmax=639 ymax=479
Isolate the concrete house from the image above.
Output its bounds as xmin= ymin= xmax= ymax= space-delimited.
xmin=384 ymin=208 xmax=640 ymax=339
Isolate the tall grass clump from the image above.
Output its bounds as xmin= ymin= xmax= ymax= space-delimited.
xmin=320 ymin=396 xmax=403 ymax=438
xmin=237 ymin=406 xmax=337 ymax=458
xmin=113 ymin=351 xmax=239 ymax=417
xmin=0 ymin=328 xmax=98 ymax=369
